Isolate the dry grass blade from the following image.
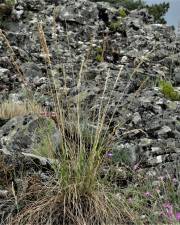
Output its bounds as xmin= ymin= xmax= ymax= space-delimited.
xmin=0 ymin=100 xmax=42 ymax=120
xmin=37 ymin=23 xmax=51 ymax=66
xmin=7 ymin=179 xmax=133 ymax=225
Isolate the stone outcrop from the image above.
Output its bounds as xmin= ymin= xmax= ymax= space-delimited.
xmin=0 ymin=0 xmax=180 ymax=178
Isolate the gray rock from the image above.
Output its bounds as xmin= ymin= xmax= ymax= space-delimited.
xmin=174 ymin=67 xmax=180 ymax=85
xmin=0 ymin=115 xmax=61 ymax=155
xmin=56 ymin=0 xmax=98 ymax=24
xmin=21 ymin=62 xmax=43 ymax=83
xmin=158 ymin=126 xmax=172 ymax=136
xmin=0 ymin=190 xmax=8 ymax=198
xmin=139 ymin=138 xmax=152 ymax=147
xmin=132 ymin=112 xmax=141 ymax=125
xmin=0 ymin=68 xmax=9 ymax=83
xmin=0 ymin=0 xmax=180 ymax=177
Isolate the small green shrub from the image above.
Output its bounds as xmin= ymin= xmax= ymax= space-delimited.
xmin=112 ymin=147 xmax=131 ymax=166
xmin=159 ymin=80 xmax=180 ymax=101
xmin=96 ymin=54 xmax=104 ymax=62
xmin=95 ymin=47 xmax=104 ymax=62
xmin=96 ymin=47 xmax=103 ymax=54
xmin=119 ymin=8 xmax=127 ymax=18
xmin=109 ymin=18 xmax=123 ymax=32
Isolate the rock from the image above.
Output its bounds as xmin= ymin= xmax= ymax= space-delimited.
xmin=55 ymin=0 xmax=98 ymax=24
xmin=132 ymin=112 xmax=141 ymax=125
xmin=157 ymin=126 xmax=172 ymax=136
xmin=151 ymin=147 xmax=162 ymax=154
xmin=0 ymin=190 xmax=8 ymax=198
xmin=139 ymin=138 xmax=152 ymax=147
xmin=21 ymin=62 xmax=43 ymax=83
xmin=0 ymin=68 xmax=9 ymax=83
xmin=0 ymin=0 xmax=179 ymax=178
xmin=174 ymin=67 xmax=180 ymax=85
xmin=18 ymin=0 xmax=45 ymax=11
xmin=0 ymin=115 xmax=61 ymax=155
xmin=121 ymin=56 xmax=128 ymax=63
xmin=12 ymin=8 xmax=24 ymax=20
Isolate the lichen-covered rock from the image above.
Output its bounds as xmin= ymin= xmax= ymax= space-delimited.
xmin=0 ymin=0 xmax=179 ymax=178
xmin=0 ymin=115 xmax=61 ymax=155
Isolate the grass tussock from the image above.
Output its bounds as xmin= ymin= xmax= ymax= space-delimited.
xmin=5 ymin=23 xmax=136 ymax=225
xmin=8 ymin=179 xmax=130 ymax=225
xmin=0 ymin=100 xmax=42 ymax=120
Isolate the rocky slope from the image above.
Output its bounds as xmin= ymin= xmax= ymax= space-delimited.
xmin=0 ymin=0 xmax=180 ymax=180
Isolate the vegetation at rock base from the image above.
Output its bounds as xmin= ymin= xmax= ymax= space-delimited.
xmin=33 ymin=119 xmax=57 ymax=158
xmin=0 ymin=0 xmax=16 ymax=29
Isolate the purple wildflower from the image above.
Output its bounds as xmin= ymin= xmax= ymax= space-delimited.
xmin=133 ymin=163 xmax=140 ymax=171
xmin=172 ymin=178 xmax=178 ymax=183
xmin=175 ymin=212 xmax=180 ymax=221
xmin=106 ymin=152 xmax=113 ymax=158
xmin=163 ymin=203 xmax=174 ymax=219
xmin=163 ymin=203 xmax=173 ymax=210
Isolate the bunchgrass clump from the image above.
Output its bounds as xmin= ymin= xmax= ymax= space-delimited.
xmin=6 ymin=23 xmax=135 ymax=225
xmin=0 ymin=100 xmax=42 ymax=120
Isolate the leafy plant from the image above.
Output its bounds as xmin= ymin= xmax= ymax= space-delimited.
xmin=95 ymin=47 xmax=104 ymax=62
xmin=96 ymin=54 xmax=104 ymax=62
xmin=159 ymin=80 xmax=180 ymax=101
xmin=109 ymin=18 xmax=123 ymax=32
xmin=119 ymin=8 xmax=127 ymax=18
xmin=112 ymin=146 xmax=132 ymax=166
